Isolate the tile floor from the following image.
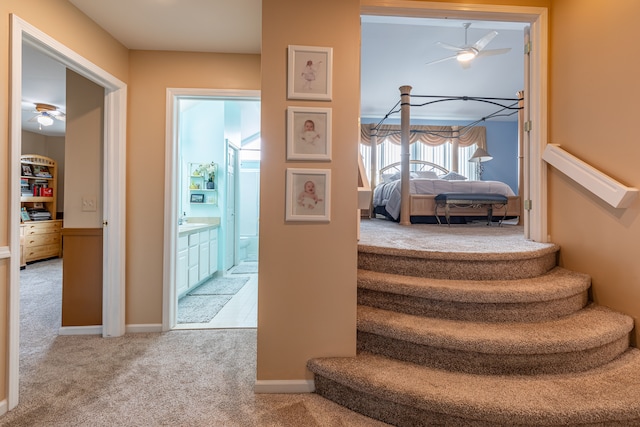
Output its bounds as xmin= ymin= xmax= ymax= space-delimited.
xmin=173 ymin=264 xmax=258 ymax=330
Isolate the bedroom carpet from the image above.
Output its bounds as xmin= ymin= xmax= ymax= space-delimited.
xmin=307 ymin=218 xmax=640 ymax=426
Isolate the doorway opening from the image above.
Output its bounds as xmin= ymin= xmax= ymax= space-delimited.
xmin=359 ymin=2 xmax=548 ymax=242
xmin=163 ymin=90 xmax=260 ymax=331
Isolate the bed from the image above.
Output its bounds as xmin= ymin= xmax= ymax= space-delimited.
xmin=372 ymin=160 xmax=521 ymax=224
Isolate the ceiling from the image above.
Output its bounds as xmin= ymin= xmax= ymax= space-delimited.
xmin=22 ymin=1 xmax=525 ymax=137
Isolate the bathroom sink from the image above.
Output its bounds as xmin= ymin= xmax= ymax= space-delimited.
xmin=178 ymin=223 xmax=209 ymax=233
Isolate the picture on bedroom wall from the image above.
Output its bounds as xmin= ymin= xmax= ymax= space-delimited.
xmin=285 ymin=168 xmax=331 ymax=222
xmin=287 ymin=45 xmax=332 ymax=101
xmin=287 ymin=106 xmax=332 ymax=160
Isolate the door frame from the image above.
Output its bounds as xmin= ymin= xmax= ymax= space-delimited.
xmin=360 ymin=0 xmax=548 ymax=242
xmin=9 ymin=15 xmax=127 ymax=409
xmin=162 ymin=88 xmax=260 ymax=331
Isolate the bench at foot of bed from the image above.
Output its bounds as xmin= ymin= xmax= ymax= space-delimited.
xmin=434 ymin=193 xmax=509 ymax=226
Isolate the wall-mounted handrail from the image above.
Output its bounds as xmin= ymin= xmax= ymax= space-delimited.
xmin=542 ymin=144 xmax=638 ymax=208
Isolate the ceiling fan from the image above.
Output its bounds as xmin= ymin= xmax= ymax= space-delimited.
xmin=29 ymin=103 xmax=66 ymax=127
xmin=426 ymin=23 xmax=511 ymax=69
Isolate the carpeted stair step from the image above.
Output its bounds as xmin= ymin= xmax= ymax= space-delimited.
xmin=358 ymin=267 xmax=590 ymax=322
xmin=308 ymin=350 xmax=640 ymax=426
xmin=358 ymin=243 xmax=559 ymax=280
xmin=357 ymin=304 xmax=633 ymax=375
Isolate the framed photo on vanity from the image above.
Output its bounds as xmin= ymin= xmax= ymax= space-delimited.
xmin=285 ymin=168 xmax=331 ymax=222
xmin=287 ymin=106 xmax=332 ymax=161
xmin=287 ymin=45 xmax=333 ymax=101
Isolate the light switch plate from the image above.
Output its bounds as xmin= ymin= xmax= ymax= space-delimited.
xmin=82 ymin=195 xmax=97 ymax=212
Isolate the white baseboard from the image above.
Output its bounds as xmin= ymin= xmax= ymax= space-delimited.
xmin=254 ymin=380 xmax=315 ymax=394
xmin=58 ymin=325 xmax=102 ymax=335
xmin=126 ymin=324 xmax=163 ymax=333
xmin=0 ymin=398 xmax=7 ymax=416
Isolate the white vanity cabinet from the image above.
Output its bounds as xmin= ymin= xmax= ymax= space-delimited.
xmin=209 ymin=228 xmax=219 ymax=275
xmin=198 ymin=229 xmax=210 ymax=281
xmin=177 ymin=223 xmax=220 ymax=298
xmin=187 ymin=232 xmax=200 ymax=288
xmin=177 ymin=235 xmax=189 ymax=296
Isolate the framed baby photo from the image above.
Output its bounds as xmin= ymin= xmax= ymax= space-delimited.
xmin=285 ymin=168 xmax=331 ymax=222
xmin=287 ymin=45 xmax=333 ymax=101
xmin=287 ymin=106 xmax=332 ymax=161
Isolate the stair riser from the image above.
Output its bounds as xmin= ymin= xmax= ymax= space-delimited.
xmin=358 ymin=288 xmax=589 ymax=322
xmin=314 ymin=375 xmax=495 ymax=427
xmin=358 ymin=252 xmax=557 ymax=280
xmin=357 ymin=332 xmax=630 ymax=375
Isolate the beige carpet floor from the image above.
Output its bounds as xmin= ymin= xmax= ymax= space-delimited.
xmin=6 ymin=221 xmax=539 ymax=426
xmin=7 ymin=258 xmax=389 ymax=427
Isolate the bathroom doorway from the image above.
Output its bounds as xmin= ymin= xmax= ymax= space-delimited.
xmin=163 ymin=89 xmax=260 ymax=331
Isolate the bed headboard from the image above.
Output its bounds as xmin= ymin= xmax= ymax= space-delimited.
xmin=379 ymin=160 xmax=449 ymax=182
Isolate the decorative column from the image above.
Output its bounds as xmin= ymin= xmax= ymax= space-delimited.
xmin=399 ymin=85 xmax=412 ymax=225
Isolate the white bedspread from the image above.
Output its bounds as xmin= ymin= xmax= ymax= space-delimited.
xmin=373 ymin=178 xmax=515 ymax=220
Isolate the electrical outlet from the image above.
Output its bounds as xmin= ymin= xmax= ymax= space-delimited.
xmin=82 ymin=195 xmax=97 ymax=212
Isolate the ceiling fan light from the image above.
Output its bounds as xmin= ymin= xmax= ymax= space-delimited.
xmin=37 ymin=114 xmax=54 ymax=126
xmin=456 ymin=50 xmax=476 ymax=62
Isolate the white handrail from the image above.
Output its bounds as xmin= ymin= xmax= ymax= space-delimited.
xmin=542 ymin=144 xmax=638 ymax=208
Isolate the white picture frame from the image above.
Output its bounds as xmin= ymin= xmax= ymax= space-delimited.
xmin=285 ymin=168 xmax=331 ymax=222
xmin=287 ymin=45 xmax=333 ymax=101
xmin=287 ymin=106 xmax=332 ymax=161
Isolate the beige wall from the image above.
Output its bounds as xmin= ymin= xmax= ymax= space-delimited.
xmin=126 ymin=51 xmax=260 ymax=324
xmin=257 ymin=0 xmax=361 ymax=381
xmin=548 ymin=0 xmax=640 ymax=344
xmin=64 ymin=70 xmax=104 ymax=228
xmin=1 ymin=0 xmax=128 ymax=405
xmin=3 ymin=0 xmax=640 ymax=410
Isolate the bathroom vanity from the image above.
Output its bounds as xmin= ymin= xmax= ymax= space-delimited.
xmin=177 ymin=220 xmax=220 ymax=297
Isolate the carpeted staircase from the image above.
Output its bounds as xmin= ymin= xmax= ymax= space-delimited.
xmin=308 ymin=239 xmax=640 ymax=426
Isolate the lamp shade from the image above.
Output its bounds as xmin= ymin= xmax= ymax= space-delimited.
xmin=37 ymin=114 xmax=54 ymax=126
xmin=469 ymin=147 xmax=493 ymax=163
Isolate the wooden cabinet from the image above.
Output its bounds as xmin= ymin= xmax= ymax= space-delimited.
xmin=20 ymin=154 xmax=62 ymax=263
xmin=19 ymin=225 xmax=26 ymax=268
xmin=21 ymin=154 xmax=58 ymax=220
xmin=23 ymin=220 xmax=63 ymax=263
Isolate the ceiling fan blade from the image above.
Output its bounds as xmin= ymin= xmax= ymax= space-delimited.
xmin=476 ymin=47 xmax=511 ymax=58
xmin=472 ymin=30 xmax=498 ymax=51
xmin=425 ymin=55 xmax=457 ymax=66
xmin=436 ymin=41 xmax=463 ymax=52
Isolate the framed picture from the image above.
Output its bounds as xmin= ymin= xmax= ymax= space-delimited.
xmin=285 ymin=168 xmax=331 ymax=222
xmin=21 ymin=164 xmax=33 ymax=177
xmin=33 ymin=165 xmax=51 ymax=177
xmin=190 ymin=193 xmax=205 ymax=203
xmin=287 ymin=107 xmax=332 ymax=161
xmin=20 ymin=210 xmax=31 ymax=222
xmin=288 ymin=45 xmax=333 ymax=101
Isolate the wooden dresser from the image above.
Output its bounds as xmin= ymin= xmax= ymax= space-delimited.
xmin=22 ymin=220 xmax=63 ymax=263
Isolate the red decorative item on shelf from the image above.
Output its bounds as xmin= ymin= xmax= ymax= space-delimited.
xmin=41 ymin=187 xmax=53 ymax=197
